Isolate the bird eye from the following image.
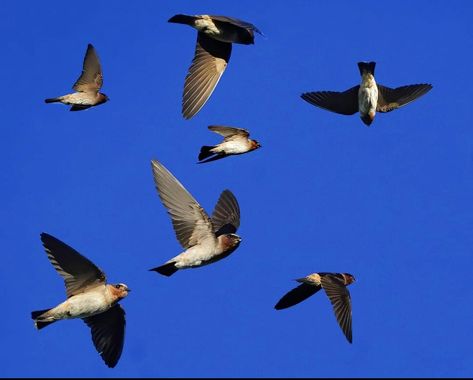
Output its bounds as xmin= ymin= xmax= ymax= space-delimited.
xmin=115 ymin=284 xmax=121 ymax=289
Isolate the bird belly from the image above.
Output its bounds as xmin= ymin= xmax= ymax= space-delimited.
xmin=51 ymin=292 xmax=110 ymax=320
xmin=173 ymin=242 xmax=220 ymax=269
xmin=62 ymin=92 xmax=96 ymax=106
xmin=358 ymin=86 xmax=378 ymax=116
xmin=217 ymin=140 xmax=247 ymax=155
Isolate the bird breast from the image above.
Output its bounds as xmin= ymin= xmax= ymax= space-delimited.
xmin=358 ymin=75 xmax=378 ymax=116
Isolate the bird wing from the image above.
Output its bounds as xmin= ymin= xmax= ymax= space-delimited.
xmin=151 ymin=160 xmax=215 ymax=249
xmin=72 ymin=44 xmax=103 ymax=93
xmin=208 ymin=125 xmax=249 ymax=138
xmin=274 ymin=283 xmax=321 ymax=310
xmin=301 ymin=86 xmax=360 ymax=115
xmin=376 ymin=83 xmax=432 ymax=112
xmin=82 ymin=304 xmax=126 ymax=368
xmin=208 ymin=15 xmax=263 ymax=35
xmin=182 ymin=33 xmax=231 ymax=119
xmin=40 ymin=233 xmax=106 ymax=298
xmin=320 ymin=274 xmax=353 ymax=343
xmin=210 ymin=189 xmax=240 ymax=236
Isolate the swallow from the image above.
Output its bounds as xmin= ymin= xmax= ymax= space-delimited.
xmin=168 ymin=14 xmax=262 ymax=119
xmin=275 ymin=272 xmax=355 ymax=343
xmin=45 ymin=43 xmax=109 ymax=111
xmin=31 ymin=233 xmax=130 ymax=368
xmin=301 ymin=61 xmax=432 ymax=126
xmin=198 ymin=125 xmax=261 ymax=163
xmin=149 ymin=159 xmax=241 ymax=276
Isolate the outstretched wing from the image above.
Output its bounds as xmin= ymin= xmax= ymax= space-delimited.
xmin=151 ymin=160 xmax=215 ymax=249
xmin=40 ymin=233 xmax=106 ymax=298
xmin=274 ymin=283 xmax=321 ymax=310
xmin=208 ymin=15 xmax=263 ymax=36
xmin=301 ymin=86 xmax=359 ymax=115
xmin=321 ymin=275 xmax=352 ymax=343
xmin=377 ymin=83 xmax=432 ymax=112
xmin=83 ymin=304 xmax=126 ymax=368
xmin=182 ymin=34 xmax=231 ymax=119
xmin=72 ymin=44 xmax=103 ymax=93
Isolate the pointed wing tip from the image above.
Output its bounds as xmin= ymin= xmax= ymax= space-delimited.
xmin=150 ymin=159 xmax=161 ymax=168
xmin=182 ymin=109 xmax=196 ymax=119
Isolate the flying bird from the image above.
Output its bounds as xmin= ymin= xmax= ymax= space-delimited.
xmin=275 ymin=272 xmax=355 ymax=343
xmin=301 ymin=61 xmax=432 ymax=126
xmin=149 ymin=159 xmax=241 ymax=276
xmin=198 ymin=125 xmax=261 ymax=163
xmin=168 ymin=14 xmax=262 ymax=119
xmin=31 ymin=233 xmax=130 ymax=368
xmin=45 ymin=43 xmax=109 ymax=111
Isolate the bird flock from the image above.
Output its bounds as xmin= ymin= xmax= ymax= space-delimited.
xmin=32 ymin=13 xmax=433 ymax=368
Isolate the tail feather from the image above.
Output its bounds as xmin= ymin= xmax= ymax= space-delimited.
xmin=357 ymin=61 xmax=376 ymax=76
xmin=44 ymin=98 xmax=61 ymax=103
xmin=31 ymin=308 xmax=56 ymax=330
xmin=168 ymin=14 xmax=197 ymax=25
xmin=150 ymin=262 xmax=179 ymax=277
xmin=198 ymin=146 xmax=215 ymax=161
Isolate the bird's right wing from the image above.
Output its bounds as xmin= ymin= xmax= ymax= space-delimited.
xmin=40 ymin=233 xmax=106 ymax=298
xmin=182 ymin=34 xmax=232 ymax=119
xmin=72 ymin=44 xmax=103 ymax=93
xmin=320 ymin=275 xmax=353 ymax=343
xmin=301 ymin=86 xmax=360 ymax=115
xmin=376 ymin=83 xmax=432 ymax=112
xmin=83 ymin=304 xmax=126 ymax=368
xmin=151 ymin=160 xmax=215 ymax=249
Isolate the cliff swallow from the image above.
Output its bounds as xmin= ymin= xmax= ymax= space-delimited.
xmin=198 ymin=125 xmax=261 ymax=163
xmin=149 ymin=159 xmax=241 ymax=276
xmin=31 ymin=233 xmax=130 ymax=368
xmin=45 ymin=44 xmax=109 ymax=111
xmin=275 ymin=272 xmax=355 ymax=343
xmin=168 ymin=14 xmax=262 ymax=119
xmin=301 ymin=61 xmax=432 ymax=126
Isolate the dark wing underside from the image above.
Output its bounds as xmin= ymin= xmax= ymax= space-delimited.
xmin=83 ymin=304 xmax=126 ymax=368
xmin=321 ymin=275 xmax=353 ymax=343
xmin=376 ymin=83 xmax=432 ymax=112
xmin=274 ymin=283 xmax=321 ymax=310
xmin=301 ymin=86 xmax=359 ymax=115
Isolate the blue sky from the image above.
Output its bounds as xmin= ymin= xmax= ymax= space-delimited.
xmin=1 ymin=0 xmax=473 ymax=377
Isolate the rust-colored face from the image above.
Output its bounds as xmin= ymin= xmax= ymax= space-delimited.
xmin=222 ymin=233 xmax=242 ymax=250
xmin=98 ymin=92 xmax=109 ymax=104
xmin=112 ymin=283 xmax=131 ymax=299
xmin=251 ymin=139 xmax=261 ymax=150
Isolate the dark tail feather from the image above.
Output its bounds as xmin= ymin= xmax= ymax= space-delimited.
xmin=45 ymin=98 xmax=60 ymax=103
xmin=150 ymin=262 xmax=179 ymax=277
xmin=31 ymin=308 xmax=56 ymax=330
xmin=197 ymin=154 xmax=227 ymax=164
xmin=168 ymin=14 xmax=196 ymax=25
xmin=357 ymin=61 xmax=376 ymax=76
xmin=198 ymin=146 xmax=215 ymax=161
